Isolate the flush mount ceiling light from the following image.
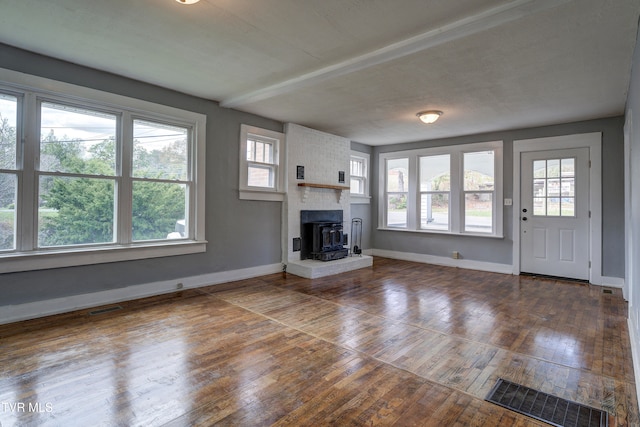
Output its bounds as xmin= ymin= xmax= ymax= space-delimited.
xmin=176 ymin=0 xmax=200 ymax=4
xmin=417 ymin=110 xmax=443 ymax=124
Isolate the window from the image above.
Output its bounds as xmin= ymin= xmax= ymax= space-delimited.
xmin=532 ymin=157 xmax=575 ymax=217
xmin=385 ymin=158 xmax=409 ymax=227
xmin=0 ymin=69 xmax=206 ymax=273
xmin=379 ymin=141 xmax=503 ymax=237
xmin=463 ymin=151 xmax=495 ymax=233
xmin=239 ymin=124 xmax=285 ymax=201
xmin=0 ymin=93 xmax=17 ymax=251
xmin=420 ymin=154 xmax=450 ymax=231
xmin=350 ymin=151 xmax=370 ymax=203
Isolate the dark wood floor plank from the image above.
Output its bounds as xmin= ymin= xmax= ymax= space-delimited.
xmin=1 ymin=257 xmax=637 ymax=426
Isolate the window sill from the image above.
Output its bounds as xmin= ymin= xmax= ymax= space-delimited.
xmin=0 ymin=240 xmax=207 ymax=274
xmin=239 ymin=189 xmax=285 ymax=202
xmin=377 ymin=227 xmax=504 ymax=239
xmin=350 ymin=195 xmax=371 ymax=204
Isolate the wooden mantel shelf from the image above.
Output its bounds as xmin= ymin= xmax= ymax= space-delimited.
xmin=297 ymin=183 xmax=350 ymax=203
xmin=298 ymin=183 xmax=350 ymax=190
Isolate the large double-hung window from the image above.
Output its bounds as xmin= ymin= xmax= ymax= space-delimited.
xmin=0 ymin=69 xmax=206 ymax=273
xmin=380 ymin=141 xmax=503 ymax=237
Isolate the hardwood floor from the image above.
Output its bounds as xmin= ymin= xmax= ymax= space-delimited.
xmin=0 ymin=257 xmax=637 ymax=426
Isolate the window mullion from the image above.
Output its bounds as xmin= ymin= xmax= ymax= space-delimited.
xmin=450 ymin=152 xmax=462 ymax=233
xmin=407 ymin=155 xmax=418 ymax=229
xmin=18 ymin=92 xmax=37 ymax=251
xmin=118 ymin=112 xmax=132 ymax=244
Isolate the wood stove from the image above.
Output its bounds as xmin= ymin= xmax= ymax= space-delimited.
xmin=300 ymin=210 xmax=349 ymax=261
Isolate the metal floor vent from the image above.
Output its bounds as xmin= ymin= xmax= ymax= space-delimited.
xmin=486 ymin=378 xmax=608 ymax=427
xmin=88 ymin=305 xmax=123 ymax=316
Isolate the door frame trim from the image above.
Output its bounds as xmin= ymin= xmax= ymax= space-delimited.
xmin=512 ymin=133 xmax=602 ymax=284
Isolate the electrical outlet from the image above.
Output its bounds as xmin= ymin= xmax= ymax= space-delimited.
xmin=452 ymin=251 xmax=460 ymax=259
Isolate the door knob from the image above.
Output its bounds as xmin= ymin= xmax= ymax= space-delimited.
xmin=522 ymin=217 xmax=528 ymax=221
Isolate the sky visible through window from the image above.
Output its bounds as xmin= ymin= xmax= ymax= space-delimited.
xmin=0 ymin=98 xmax=186 ymax=156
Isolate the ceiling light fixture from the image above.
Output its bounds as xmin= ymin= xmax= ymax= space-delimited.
xmin=417 ymin=110 xmax=443 ymax=124
xmin=176 ymin=0 xmax=200 ymax=4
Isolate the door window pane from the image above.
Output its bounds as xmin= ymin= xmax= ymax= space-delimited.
xmin=132 ymin=181 xmax=186 ymax=241
xmin=133 ymin=120 xmax=188 ymax=180
xmin=40 ymin=103 xmax=117 ymax=175
xmin=0 ymin=173 xmax=16 ymax=250
xmin=38 ymin=176 xmax=115 ymax=247
xmin=561 ymin=158 xmax=575 ymax=177
xmin=531 ymin=157 xmax=576 ymax=217
xmin=547 ymin=159 xmax=560 ymax=178
xmin=0 ymin=94 xmax=17 ymax=170
xmin=533 ymin=197 xmax=546 ymax=216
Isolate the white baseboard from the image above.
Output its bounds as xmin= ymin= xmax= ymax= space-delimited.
xmin=0 ymin=263 xmax=282 ymax=325
xmin=371 ymin=249 xmax=513 ymax=274
xmin=601 ymin=276 xmax=625 ymax=288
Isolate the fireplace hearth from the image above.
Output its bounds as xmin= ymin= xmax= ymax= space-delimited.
xmin=300 ymin=210 xmax=348 ymax=261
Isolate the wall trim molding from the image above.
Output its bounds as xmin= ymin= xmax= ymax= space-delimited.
xmin=629 ymin=316 xmax=640 ymax=414
xmin=371 ymin=249 xmax=513 ymax=274
xmin=0 ymin=263 xmax=282 ymax=325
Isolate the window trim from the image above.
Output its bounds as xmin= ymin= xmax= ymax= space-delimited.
xmin=350 ymin=151 xmax=370 ymax=204
xmin=0 ymin=67 xmax=207 ymax=274
xmin=239 ymin=124 xmax=285 ymax=202
xmin=378 ymin=141 xmax=503 ymax=237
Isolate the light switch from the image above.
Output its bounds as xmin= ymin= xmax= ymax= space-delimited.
xmin=504 ymin=198 xmax=513 ymax=206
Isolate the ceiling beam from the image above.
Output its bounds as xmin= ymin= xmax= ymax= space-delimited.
xmin=220 ymin=0 xmax=572 ymax=109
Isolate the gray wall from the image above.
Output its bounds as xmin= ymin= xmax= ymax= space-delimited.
xmin=370 ymin=116 xmax=626 ymax=278
xmin=0 ymin=44 xmax=284 ymax=305
xmin=0 ymin=43 xmax=627 ymax=309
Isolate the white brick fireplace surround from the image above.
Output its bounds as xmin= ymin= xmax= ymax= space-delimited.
xmin=283 ymin=123 xmax=372 ymax=278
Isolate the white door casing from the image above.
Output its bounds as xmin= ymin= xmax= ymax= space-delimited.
xmin=513 ymin=133 xmax=602 ymax=285
xmin=520 ymin=148 xmax=590 ymax=280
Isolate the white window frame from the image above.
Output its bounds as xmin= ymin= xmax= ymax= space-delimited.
xmin=239 ymin=124 xmax=285 ymax=202
xmin=350 ymin=151 xmax=370 ymax=204
xmin=0 ymin=68 xmax=206 ymax=274
xmin=378 ymin=140 xmax=503 ymax=237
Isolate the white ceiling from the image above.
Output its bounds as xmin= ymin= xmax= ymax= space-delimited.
xmin=0 ymin=0 xmax=638 ymax=145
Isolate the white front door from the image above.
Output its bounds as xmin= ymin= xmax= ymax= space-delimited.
xmin=520 ymin=148 xmax=590 ymax=280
